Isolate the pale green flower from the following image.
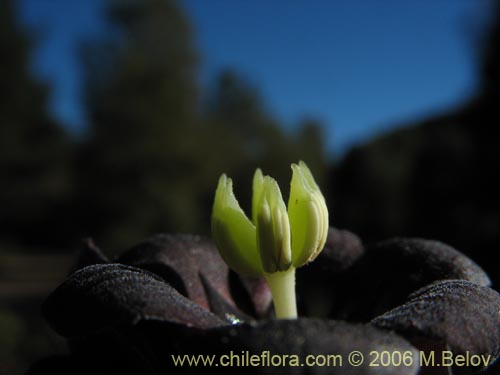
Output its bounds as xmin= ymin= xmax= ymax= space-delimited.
xmin=211 ymin=161 xmax=328 ymax=277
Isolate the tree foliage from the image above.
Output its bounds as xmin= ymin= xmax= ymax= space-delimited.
xmin=77 ymin=0 xmax=327 ymax=251
xmin=0 ymin=0 xmax=71 ymax=250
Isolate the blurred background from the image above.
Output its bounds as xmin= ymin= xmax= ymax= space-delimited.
xmin=1 ymin=0 xmax=499 ymax=373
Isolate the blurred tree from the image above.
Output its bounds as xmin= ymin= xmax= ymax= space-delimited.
xmin=331 ymin=1 xmax=500 ymax=286
xmin=480 ymin=0 xmax=500 ymax=102
xmin=0 ymin=0 xmax=71 ymax=251
xmin=204 ymin=71 xmax=297 ymax=187
xmin=77 ymin=0 xmax=202 ymax=250
xmin=295 ymin=118 xmax=328 ymax=187
xmin=78 ymin=1 xmax=328 ymax=252
xmin=198 ymin=70 xmax=328 ymax=223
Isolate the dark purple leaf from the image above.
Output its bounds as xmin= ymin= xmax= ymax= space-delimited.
xmin=31 ymin=319 xmax=420 ymax=375
xmin=372 ymin=280 xmax=500 ymax=373
xmin=200 ymin=274 xmax=251 ymax=323
xmin=301 ymin=238 xmax=490 ymax=322
xmin=296 ymin=228 xmax=364 ymax=317
xmin=42 ymin=263 xmax=226 ymax=338
xmin=139 ymin=318 xmax=420 ymax=375
xmin=118 ymin=233 xmax=271 ymax=318
xmin=117 ymin=234 xmax=234 ymax=310
xmin=72 ymin=237 xmax=108 ymax=272
xmin=370 ymin=238 xmax=491 ymax=287
xmin=320 ymin=227 xmax=365 ymax=272
xmin=230 ymin=271 xmax=273 ymax=318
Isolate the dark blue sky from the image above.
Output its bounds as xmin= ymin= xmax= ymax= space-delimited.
xmin=18 ymin=0 xmax=492 ymax=157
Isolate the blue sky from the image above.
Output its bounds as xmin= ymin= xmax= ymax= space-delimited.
xmin=18 ymin=0 xmax=492 ymax=157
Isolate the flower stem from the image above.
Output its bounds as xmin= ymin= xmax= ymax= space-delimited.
xmin=264 ymin=267 xmax=297 ymax=319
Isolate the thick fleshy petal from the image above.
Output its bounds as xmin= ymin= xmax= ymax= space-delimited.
xmin=296 ymin=227 xmax=364 ymax=318
xmin=31 ymin=319 xmax=419 ymax=375
xmin=372 ymin=280 xmax=500 ymax=373
xmin=314 ymin=238 xmax=491 ymax=322
xmin=72 ymin=237 xmax=108 ymax=272
xmin=42 ymin=263 xmax=226 ymax=337
xmin=288 ymin=161 xmax=328 ymax=267
xmin=140 ymin=318 xmax=420 ymax=375
xmin=118 ymin=234 xmax=233 ymax=311
xmin=313 ymin=227 xmax=365 ymax=272
xmin=211 ymin=174 xmax=262 ymax=277
xmin=369 ymin=238 xmax=490 ymax=287
xmin=200 ymin=274 xmax=251 ymax=324
xmin=230 ymin=271 xmax=273 ymax=318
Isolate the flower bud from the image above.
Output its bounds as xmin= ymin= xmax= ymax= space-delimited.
xmin=288 ymin=161 xmax=329 ymax=267
xmin=212 ymin=161 xmax=328 ymax=276
xmin=212 ymin=162 xmax=328 ymax=320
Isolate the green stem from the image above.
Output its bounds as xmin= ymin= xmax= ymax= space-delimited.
xmin=264 ymin=267 xmax=297 ymax=319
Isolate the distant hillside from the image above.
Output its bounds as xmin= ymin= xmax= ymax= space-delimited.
xmin=333 ymin=101 xmax=496 ymax=275
xmin=331 ymin=2 xmax=500 ymax=286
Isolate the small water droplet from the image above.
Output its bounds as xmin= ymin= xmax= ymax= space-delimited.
xmin=225 ymin=313 xmax=242 ymax=325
